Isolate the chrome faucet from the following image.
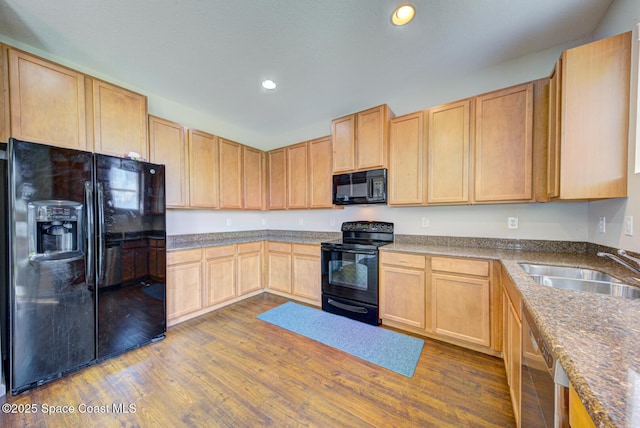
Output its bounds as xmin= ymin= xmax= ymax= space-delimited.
xmin=597 ymin=251 xmax=640 ymax=276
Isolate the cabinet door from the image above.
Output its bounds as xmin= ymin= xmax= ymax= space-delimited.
xmin=292 ymin=244 xmax=321 ymax=302
xmin=388 ymin=112 xmax=424 ymax=205
xmin=331 ymin=114 xmax=356 ymax=173
xmin=243 ymin=146 xmax=264 ymax=210
xmin=9 ymin=49 xmax=88 ymax=150
xmin=166 ymin=249 xmax=203 ymax=321
xmin=505 ymin=290 xmax=522 ymax=426
xmin=557 ymin=31 xmax=630 ymax=199
xmin=380 ymin=263 xmax=426 ymax=329
xmin=432 ymin=273 xmax=490 ymax=347
xmin=0 ymin=45 xmax=9 ymax=144
xmin=547 ymin=61 xmax=561 ymax=199
xmin=308 ymin=136 xmax=333 ymax=208
xmin=287 ymin=142 xmax=308 ymax=209
xmin=427 ymin=100 xmax=471 ymax=204
xmin=267 ymin=243 xmax=292 ymax=293
xmin=219 ymin=138 xmax=243 ymax=209
xmin=267 ymin=148 xmax=287 ymax=210
xmin=237 ymin=242 xmax=262 ymax=295
xmin=474 ymin=83 xmax=533 ymax=202
xmin=149 ymin=115 xmax=189 ymax=207
xmin=91 ymin=79 xmax=148 ymax=158
xmin=357 ymin=104 xmax=390 ymax=170
xmin=204 ymin=246 xmax=236 ymax=306
xmin=189 ymin=129 xmax=219 ymax=208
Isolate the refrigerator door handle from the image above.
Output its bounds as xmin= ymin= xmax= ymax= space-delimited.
xmin=97 ymin=182 xmax=105 ymax=282
xmin=85 ymin=181 xmax=95 ymax=286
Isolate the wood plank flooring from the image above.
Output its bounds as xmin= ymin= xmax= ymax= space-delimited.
xmin=1 ymin=293 xmax=515 ymax=427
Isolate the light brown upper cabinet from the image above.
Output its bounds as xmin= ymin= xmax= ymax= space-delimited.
xmin=427 ymin=99 xmax=472 ymax=204
xmin=243 ymin=145 xmax=265 ymax=210
xmin=388 ymin=112 xmax=425 ymax=205
xmin=8 ymin=48 xmax=88 ymax=150
xmin=267 ymin=148 xmax=287 ymax=210
xmin=189 ymin=129 xmax=219 ymax=209
xmin=218 ymin=138 xmax=243 ymax=209
xmin=148 ymin=115 xmax=189 ymax=208
xmin=331 ymin=104 xmax=395 ymax=173
xmin=90 ymin=79 xmax=148 ymax=159
xmin=473 ymin=83 xmax=533 ymax=203
xmin=0 ymin=45 xmax=10 ymax=144
xmin=287 ymin=142 xmax=309 ymax=209
xmin=308 ymin=136 xmax=333 ymax=208
xmin=548 ymin=31 xmax=631 ymax=200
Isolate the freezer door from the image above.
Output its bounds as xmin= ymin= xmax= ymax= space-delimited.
xmin=95 ymin=154 xmax=166 ymax=360
xmin=7 ymin=139 xmax=96 ymax=394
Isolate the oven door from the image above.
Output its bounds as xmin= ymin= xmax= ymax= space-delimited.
xmin=321 ymin=245 xmax=378 ymax=305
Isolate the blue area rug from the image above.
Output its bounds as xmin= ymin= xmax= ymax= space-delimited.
xmin=257 ymin=302 xmax=424 ymax=378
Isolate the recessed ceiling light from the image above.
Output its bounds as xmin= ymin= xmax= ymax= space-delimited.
xmin=261 ymin=79 xmax=277 ymax=90
xmin=391 ymin=4 xmax=415 ymax=26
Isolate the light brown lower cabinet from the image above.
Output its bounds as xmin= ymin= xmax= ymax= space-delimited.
xmin=266 ymin=242 xmax=322 ymax=305
xmin=502 ymin=271 xmax=522 ymax=427
xmin=380 ymin=252 xmax=498 ymax=355
xmin=291 ymin=244 xmax=321 ymax=303
xmin=237 ymin=242 xmax=263 ymax=295
xmin=166 ymin=249 xmax=203 ymax=324
xmin=431 ymin=257 xmax=491 ymax=347
xmin=266 ymin=242 xmax=292 ymax=293
xmin=204 ymin=245 xmax=237 ymax=306
xmin=167 ymin=243 xmax=263 ymax=326
xmin=380 ymin=251 xmax=428 ymax=329
xmin=569 ymin=384 xmax=596 ymax=428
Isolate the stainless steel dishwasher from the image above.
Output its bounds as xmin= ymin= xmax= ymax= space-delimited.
xmin=521 ymin=305 xmax=570 ymax=427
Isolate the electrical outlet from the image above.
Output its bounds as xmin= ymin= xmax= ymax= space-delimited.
xmin=261 ymin=217 xmax=267 ymax=226
xmin=298 ymin=217 xmax=304 ymax=226
xmin=598 ymin=216 xmax=606 ymax=233
xmin=507 ymin=217 xmax=519 ymax=230
xmin=226 ymin=218 xmax=232 ymax=226
xmin=625 ymin=216 xmax=634 ymax=236
xmin=421 ymin=217 xmax=429 ymax=228
xmin=330 ymin=217 xmax=336 ymax=227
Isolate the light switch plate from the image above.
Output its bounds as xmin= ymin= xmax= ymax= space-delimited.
xmin=507 ymin=217 xmax=519 ymax=229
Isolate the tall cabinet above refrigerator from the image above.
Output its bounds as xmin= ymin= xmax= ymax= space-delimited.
xmin=1 ymin=139 xmax=167 ymax=395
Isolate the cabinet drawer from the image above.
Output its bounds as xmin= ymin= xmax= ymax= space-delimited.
xmin=380 ymin=251 xmax=426 ymax=269
xmin=238 ymin=241 xmax=262 ymax=254
xmin=268 ymin=242 xmax=292 ymax=253
xmin=167 ymin=248 xmax=201 ymax=265
xmin=292 ymin=244 xmax=319 ymax=257
xmin=205 ymin=244 xmax=236 ymax=259
xmin=431 ymin=257 xmax=489 ymax=277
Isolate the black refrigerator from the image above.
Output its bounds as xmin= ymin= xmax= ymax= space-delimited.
xmin=0 ymin=138 xmax=167 ymax=395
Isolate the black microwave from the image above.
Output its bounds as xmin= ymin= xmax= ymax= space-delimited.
xmin=332 ymin=168 xmax=387 ymax=205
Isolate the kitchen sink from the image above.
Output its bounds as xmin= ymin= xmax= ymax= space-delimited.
xmin=519 ymin=263 xmax=640 ymax=299
xmin=519 ymin=263 xmax=621 ymax=282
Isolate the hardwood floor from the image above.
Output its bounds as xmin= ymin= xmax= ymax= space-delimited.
xmin=1 ymin=293 xmax=515 ymax=427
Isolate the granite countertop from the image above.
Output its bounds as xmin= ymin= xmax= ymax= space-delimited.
xmin=167 ymin=230 xmax=340 ymax=250
xmin=383 ymin=241 xmax=640 ymax=428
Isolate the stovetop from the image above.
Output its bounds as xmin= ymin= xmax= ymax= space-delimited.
xmin=321 ymin=221 xmax=394 ymax=250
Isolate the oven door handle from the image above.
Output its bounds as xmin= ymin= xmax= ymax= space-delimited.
xmin=327 ymin=298 xmax=368 ymax=314
xmin=321 ymin=247 xmax=377 ymax=256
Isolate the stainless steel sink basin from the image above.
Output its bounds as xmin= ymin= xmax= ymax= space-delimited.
xmin=519 ymin=263 xmax=621 ymax=282
xmin=519 ymin=263 xmax=640 ymax=299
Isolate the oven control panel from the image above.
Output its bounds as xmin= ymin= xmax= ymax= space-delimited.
xmin=341 ymin=221 xmax=394 ymax=233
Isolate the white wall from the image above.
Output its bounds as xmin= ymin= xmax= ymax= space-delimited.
xmin=168 ymin=202 xmax=589 ymax=241
xmin=588 ymin=0 xmax=640 ymax=252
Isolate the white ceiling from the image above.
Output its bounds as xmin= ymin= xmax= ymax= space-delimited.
xmin=0 ymin=0 xmax=614 ymax=150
